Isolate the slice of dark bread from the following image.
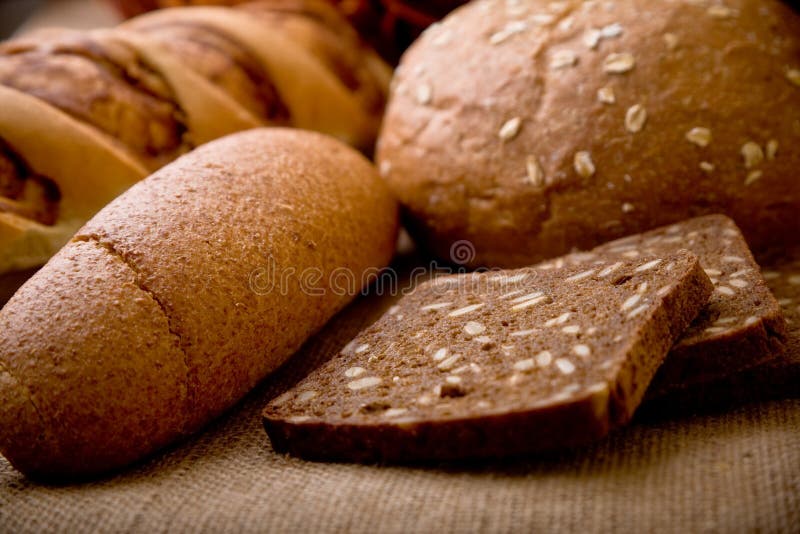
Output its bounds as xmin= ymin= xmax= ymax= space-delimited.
xmin=534 ymin=215 xmax=786 ymax=399
xmin=639 ymin=247 xmax=800 ymax=416
xmin=263 ymin=251 xmax=712 ymax=463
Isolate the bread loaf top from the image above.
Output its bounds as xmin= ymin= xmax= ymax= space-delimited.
xmin=377 ymin=0 xmax=800 ymax=267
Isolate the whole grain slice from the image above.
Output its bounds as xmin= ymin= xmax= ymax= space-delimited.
xmin=535 ymin=215 xmax=786 ymax=399
xmin=641 ymin=247 xmax=800 ymax=415
xmin=263 ymin=251 xmax=712 ymax=462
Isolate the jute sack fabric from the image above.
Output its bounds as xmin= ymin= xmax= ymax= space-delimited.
xmin=0 ymin=258 xmax=798 ymax=533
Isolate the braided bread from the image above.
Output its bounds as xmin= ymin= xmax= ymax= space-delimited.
xmin=0 ymin=0 xmax=390 ymax=275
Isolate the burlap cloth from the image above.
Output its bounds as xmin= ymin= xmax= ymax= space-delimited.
xmin=0 ymin=257 xmax=798 ymax=533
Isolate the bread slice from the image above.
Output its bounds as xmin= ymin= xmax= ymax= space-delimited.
xmin=263 ymin=251 xmax=712 ymax=462
xmin=640 ymin=247 xmax=800 ymax=415
xmin=534 ymin=215 xmax=786 ymax=398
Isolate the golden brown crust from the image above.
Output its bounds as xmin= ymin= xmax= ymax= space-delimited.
xmin=0 ymin=129 xmax=398 ymax=478
xmin=377 ymin=0 xmax=800 ymax=267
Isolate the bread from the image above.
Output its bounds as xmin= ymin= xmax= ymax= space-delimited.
xmin=0 ymin=0 xmax=390 ymax=275
xmin=0 ymin=128 xmax=398 ymax=479
xmin=376 ymin=0 xmax=800 ymax=268
xmin=263 ymin=250 xmax=712 ymax=462
xmin=532 ymin=215 xmax=786 ymax=398
xmin=640 ymin=247 xmax=800 ymax=416
xmin=109 ymin=0 xmax=468 ymax=62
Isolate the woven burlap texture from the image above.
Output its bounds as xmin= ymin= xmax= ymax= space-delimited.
xmin=1 ymin=262 xmax=798 ymax=533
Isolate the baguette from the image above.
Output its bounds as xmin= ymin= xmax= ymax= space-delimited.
xmin=0 ymin=128 xmax=398 ymax=479
xmin=0 ymin=0 xmax=390 ymax=275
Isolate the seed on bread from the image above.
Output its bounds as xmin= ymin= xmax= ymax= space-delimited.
xmin=685 ymin=127 xmax=712 ymax=147
xmin=603 ymin=52 xmax=635 ymax=74
xmin=347 ymin=377 xmax=382 ymax=390
xmin=498 ymin=117 xmax=522 ymax=141
xmin=663 ymin=32 xmax=679 ymax=50
xmin=785 ymin=68 xmax=800 ymax=87
xmin=625 ymin=104 xmax=647 ymax=133
xmin=550 ymin=50 xmax=578 ymax=70
xmin=574 ymin=151 xmax=596 ymax=177
xmin=766 ymin=139 xmax=779 ymax=160
xmin=741 ymin=142 xmax=764 ymax=169
xmin=745 ymin=170 xmax=763 ymax=186
xmin=597 ymin=86 xmax=616 ymax=104
xmin=707 ymin=5 xmax=734 ymax=18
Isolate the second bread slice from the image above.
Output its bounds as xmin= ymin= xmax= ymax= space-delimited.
xmin=263 ymin=251 xmax=712 ymax=462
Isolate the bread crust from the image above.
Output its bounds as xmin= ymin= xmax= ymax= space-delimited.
xmin=0 ymin=129 xmax=398 ymax=478
xmin=377 ymin=0 xmax=800 ymax=267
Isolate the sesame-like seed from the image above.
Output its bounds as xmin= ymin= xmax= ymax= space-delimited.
xmin=787 ymin=69 xmax=800 ymax=87
xmin=729 ymin=269 xmax=751 ymax=278
xmin=510 ymin=328 xmax=537 ymax=337
xmin=635 ymin=259 xmax=662 ymax=272
xmin=531 ymin=12 xmax=557 ymax=24
xmin=700 ymin=161 xmax=715 ymax=173
xmin=513 ymin=358 xmax=536 ymax=372
xmin=587 ymin=326 xmax=599 ymax=335
xmin=393 ymin=376 xmax=400 ymax=383
xmin=597 ymin=86 xmax=616 ymax=104
xmin=598 ymin=262 xmax=623 ymax=277
xmin=489 ymin=20 xmax=528 ymax=45
xmin=603 ymin=52 xmax=635 ymax=74
xmin=494 ymin=272 xmax=529 ymax=285
xmin=449 ymin=303 xmax=485 ymax=317
xmin=744 ymin=316 xmax=759 ymax=326
xmin=637 ymin=282 xmax=649 ymax=293
xmin=584 ymin=29 xmax=602 ymax=49
xmin=288 ymin=416 xmax=311 ymax=423
xmin=347 ymin=377 xmax=382 ymax=390
xmin=621 ymin=294 xmax=642 ymax=311
xmin=551 ymin=50 xmax=578 ymax=70
xmin=729 ymin=279 xmax=749 ymax=288
xmin=663 ymin=32 xmax=679 ymax=50
xmin=625 ymin=104 xmax=647 ymax=133
xmin=714 ymin=316 xmax=738 ymax=325
xmin=704 ymin=268 xmax=723 ymax=276
xmin=574 ymin=151 xmax=596 ymax=177
xmin=445 ymin=376 xmax=462 ymax=385
xmin=723 ymin=255 xmax=746 ymax=263
xmin=500 ymin=289 xmax=525 ymax=299
xmin=745 ymin=170 xmax=763 ymax=186
xmin=627 ymin=304 xmax=649 ymax=318
xmin=499 ymin=117 xmax=522 ymax=141
xmin=415 ymin=84 xmax=432 ymax=105
xmin=686 ymin=127 xmax=712 ymax=147
xmin=622 ymin=202 xmax=635 ymax=213
xmin=383 ymin=408 xmax=408 ymax=418
xmin=511 ymin=291 xmax=545 ymax=304
xmin=562 ymin=325 xmax=581 ymax=334
xmin=451 ymin=365 xmax=469 ymax=375
xmin=433 ymin=348 xmax=448 ymax=361
xmin=345 ymin=367 xmax=367 ymax=378
xmin=716 ymin=286 xmax=736 ymax=296
xmin=536 ymin=351 xmax=553 ymax=367
xmin=474 ymin=336 xmax=494 ymax=349
xmin=573 ymin=344 xmax=591 ymax=358
xmin=767 ymin=139 xmax=779 ymax=160
xmin=296 ymin=390 xmax=318 ymax=403
xmin=622 ymin=250 xmax=639 ymax=258
xmin=438 ymin=354 xmax=462 ymax=371
xmin=741 ymin=142 xmax=764 ymax=169
xmin=463 ymin=321 xmax=486 ymax=336
xmin=566 ymin=269 xmax=597 ymax=282
xmin=705 ymin=326 xmax=729 ymax=334
xmin=421 ymin=302 xmax=453 ymax=311
xmin=525 ymin=155 xmax=545 ymax=187
xmin=707 ymin=5 xmax=734 ymax=18
xmin=545 ymin=312 xmax=572 ymax=327
xmin=555 ymin=358 xmax=576 ymax=375
xmin=511 ymin=296 xmax=548 ymax=311
xmin=601 ymin=23 xmax=623 ymax=38
xmin=354 ymin=344 xmax=370 ymax=354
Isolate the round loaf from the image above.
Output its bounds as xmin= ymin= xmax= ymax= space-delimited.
xmin=377 ymin=0 xmax=800 ymax=267
xmin=0 ymin=128 xmax=398 ymax=478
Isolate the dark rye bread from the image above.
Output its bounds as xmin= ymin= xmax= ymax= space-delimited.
xmin=263 ymin=251 xmax=712 ymax=462
xmin=640 ymin=248 xmax=800 ymax=415
xmin=533 ymin=215 xmax=786 ymax=398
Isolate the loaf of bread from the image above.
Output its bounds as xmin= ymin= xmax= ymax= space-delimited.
xmin=264 ymin=250 xmax=712 ymax=462
xmin=0 ymin=0 xmax=390 ymax=275
xmin=0 ymin=128 xmax=398 ymax=479
xmin=109 ymin=0 xmax=468 ymax=62
xmin=377 ymin=0 xmax=800 ymax=267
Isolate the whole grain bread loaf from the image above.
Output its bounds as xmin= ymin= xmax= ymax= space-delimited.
xmin=0 ymin=129 xmax=398 ymax=479
xmin=263 ymin=250 xmax=712 ymax=462
xmin=377 ymin=0 xmax=800 ymax=267
xmin=533 ymin=215 xmax=786 ymax=399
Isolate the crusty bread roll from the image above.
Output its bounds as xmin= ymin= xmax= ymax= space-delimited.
xmin=0 ymin=0 xmax=391 ymax=276
xmin=0 ymin=128 xmax=398 ymax=479
xmin=377 ymin=0 xmax=800 ymax=268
